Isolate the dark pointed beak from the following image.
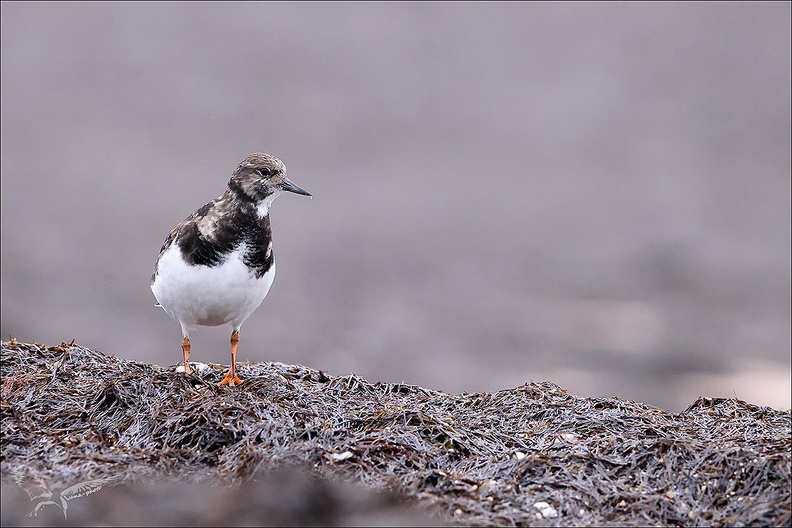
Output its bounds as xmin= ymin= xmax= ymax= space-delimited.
xmin=281 ymin=178 xmax=312 ymax=197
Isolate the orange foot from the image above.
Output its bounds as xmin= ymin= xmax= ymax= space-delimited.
xmin=218 ymin=371 xmax=243 ymax=386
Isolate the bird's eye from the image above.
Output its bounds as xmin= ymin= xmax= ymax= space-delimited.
xmin=258 ymin=168 xmax=272 ymax=177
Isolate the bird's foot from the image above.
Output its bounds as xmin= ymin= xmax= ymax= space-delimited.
xmin=218 ymin=371 xmax=243 ymax=386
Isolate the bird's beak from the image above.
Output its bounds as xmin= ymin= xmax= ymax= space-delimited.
xmin=281 ymin=178 xmax=312 ymax=197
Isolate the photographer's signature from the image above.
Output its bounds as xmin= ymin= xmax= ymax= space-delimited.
xmin=13 ymin=474 xmax=104 ymax=519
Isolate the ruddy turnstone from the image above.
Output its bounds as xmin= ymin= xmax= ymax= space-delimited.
xmin=151 ymin=153 xmax=311 ymax=386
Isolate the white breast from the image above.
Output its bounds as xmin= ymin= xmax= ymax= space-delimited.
xmin=151 ymin=241 xmax=275 ymax=332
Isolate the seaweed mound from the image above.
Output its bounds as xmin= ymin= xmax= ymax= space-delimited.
xmin=2 ymin=340 xmax=790 ymax=526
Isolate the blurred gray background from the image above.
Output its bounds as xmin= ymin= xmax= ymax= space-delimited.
xmin=2 ymin=2 xmax=789 ymax=412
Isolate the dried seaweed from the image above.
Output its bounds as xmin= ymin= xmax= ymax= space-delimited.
xmin=2 ymin=340 xmax=790 ymax=526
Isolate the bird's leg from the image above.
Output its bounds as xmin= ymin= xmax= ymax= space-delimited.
xmin=219 ymin=330 xmax=243 ymax=386
xmin=181 ymin=336 xmax=192 ymax=374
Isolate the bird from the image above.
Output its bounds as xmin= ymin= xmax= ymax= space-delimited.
xmin=151 ymin=153 xmax=311 ymax=386
xmin=14 ymin=473 xmax=105 ymax=519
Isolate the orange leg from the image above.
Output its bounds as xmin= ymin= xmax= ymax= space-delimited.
xmin=218 ymin=330 xmax=243 ymax=386
xmin=181 ymin=336 xmax=192 ymax=374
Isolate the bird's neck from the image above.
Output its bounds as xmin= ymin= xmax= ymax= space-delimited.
xmin=256 ymin=191 xmax=281 ymax=218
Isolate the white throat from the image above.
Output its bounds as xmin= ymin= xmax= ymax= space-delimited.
xmin=257 ymin=191 xmax=281 ymax=217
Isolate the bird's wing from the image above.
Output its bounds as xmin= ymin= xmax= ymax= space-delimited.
xmin=12 ymin=473 xmax=52 ymax=501
xmin=60 ymin=479 xmax=105 ymax=501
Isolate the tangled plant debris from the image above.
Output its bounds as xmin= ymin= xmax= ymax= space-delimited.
xmin=2 ymin=340 xmax=790 ymax=526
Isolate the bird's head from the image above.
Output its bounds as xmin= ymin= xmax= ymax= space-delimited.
xmin=229 ymin=153 xmax=311 ymax=205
